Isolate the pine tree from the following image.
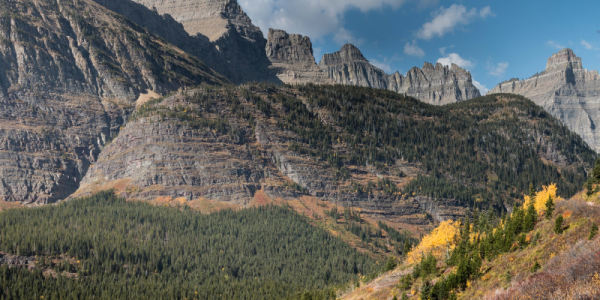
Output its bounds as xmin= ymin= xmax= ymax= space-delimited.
xmin=593 ymin=158 xmax=600 ymax=181
xmin=545 ymin=195 xmax=555 ymax=220
xmin=528 ymin=183 xmax=536 ymax=200
xmin=589 ymin=223 xmax=598 ymax=240
xmin=523 ymin=200 xmax=536 ymax=232
xmin=401 ymin=292 xmax=408 ymax=300
xmin=531 ymin=261 xmax=541 ymax=273
xmin=554 ymin=215 xmax=564 ymax=234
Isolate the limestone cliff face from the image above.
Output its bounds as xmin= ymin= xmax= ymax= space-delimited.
xmin=488 ymin=48 xmax=600 ymax=152
xmin=265 ymin=29 xmax=332 ymax=85
xmin=0 ymin=0 xmax=226 ymax=204
xmin=122 ymin=0 xmax=275 ymax=84
xmin=319 ymin=44 xmax=481 ymax=105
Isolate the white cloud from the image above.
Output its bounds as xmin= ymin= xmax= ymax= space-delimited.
xmin=333 ymin=27 xmax=364 ymax=45
xmin=436 ymin=53 xmax=475 ymax=69
xmin=581 ymin=40 xmax=598 ymax=50
xmin=404 ymin=40 xmax=425 ymax=58
xmin=370 ymin=59 xmax=393 ymax=73
xmin=487 ymin=61 xmax=508 ymax=77
xmin=438 ymin=45 xmax=454 ymax=55
xmin=473 ymin=79 xmax=488 ymax=94
xmin=416 ymin=4 xmax=493 ymax=40
xmin=370 ymin=54 xmax=401 ymax=74
xmin=546 ymin=40 xmax=565 ymax=49
xmin=239 ymin=0 xmax=410 ymax=43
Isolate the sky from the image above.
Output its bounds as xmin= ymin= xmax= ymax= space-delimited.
xmin=238 ymin=0 xmax=600 ymax=94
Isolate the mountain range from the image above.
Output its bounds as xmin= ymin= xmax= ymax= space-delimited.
xmin=0 ymin=0 xmax=599 ymax=298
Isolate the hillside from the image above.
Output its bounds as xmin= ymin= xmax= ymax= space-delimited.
xmin=0 ymin=0 xmax=228 ymax=204
xmin=73 ymin=83 xmax=595 ymax=234
xmin=0 ymin=191 xmax=379 ymax=299
xmin=340 ymin=179 xmax=600 ymax=300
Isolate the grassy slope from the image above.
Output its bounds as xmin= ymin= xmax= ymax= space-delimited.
xmin=339 ymin=190 xmax=600 ymax=299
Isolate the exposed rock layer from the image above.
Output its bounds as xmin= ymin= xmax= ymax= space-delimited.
xmin=489 ymin=48 xmax=600 ymax=152
xmin=115 ymin=0 xmax=276 ymax=84
xmin=0 ymin=0 xmax=226 ymax=203
xmin=265 ymin=29 xmax=332 ymax=85
xmin=319 ymin=44 xmax=481 ymax=105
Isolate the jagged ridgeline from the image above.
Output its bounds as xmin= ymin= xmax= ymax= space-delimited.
xmin=77 ymin=83 xmax=595 ymax=220
xmin=0 ymin=0 xmax=227 ymax=203
xmin=0 ymin=191 xmax=377 ymax=299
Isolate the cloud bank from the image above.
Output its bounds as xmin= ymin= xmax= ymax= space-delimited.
xmin=417 ymin=4 xmax=493 ymax=40
xmin=239 ymin=0 xmax=410 ymax=43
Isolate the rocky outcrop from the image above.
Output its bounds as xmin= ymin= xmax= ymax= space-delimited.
xmin=266 ymin=29 xmax=332 ymax=85
xmin=0 ymin=0 xmax=227 ymax=204
xmin=319 ymin=44 xmax=481 ymax=105
xmin=112 ymin=0 xmax=276 ymax=84
xmin=488 ymin=48 xmax=600 ymax=152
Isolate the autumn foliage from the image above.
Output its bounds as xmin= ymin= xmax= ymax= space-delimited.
xmin=405 ymin=219 xmax=460 ymax=264
xmin=522 ymin=183 xmax=561 ymax=216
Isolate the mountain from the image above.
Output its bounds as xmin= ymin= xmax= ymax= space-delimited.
xmin=318 ymin=44 xmax=481 ymax=105
xmin=72 ymin=84 xmax=595 ymax=232
xmin=489 ymin=48 xmax=600 ymax=152
xmin=0 ymin=0 xmax=227 ymax=203
xmin=117 ymin=0 xmax=276 ymax=84
xmin=266 ymin=29 xmax=332 ymax=85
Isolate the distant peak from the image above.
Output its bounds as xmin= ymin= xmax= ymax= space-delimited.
xmin=319 ymin=44 xmax=367 ymax=66
xmin=546 ymin=48 xmax=582 ymax=72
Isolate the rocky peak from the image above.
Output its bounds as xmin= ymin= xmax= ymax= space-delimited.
xmin=545 ymin=48 xmax=583 ymax=72
xmin=489 ymin=48 xmax=600 ymax=152
xmin=319 ymin=44 xmax=368 ymax=66
xmin=266 ymin=29 xmax=331 ymax=84
xmin=266 ymin=29 xmax=315 ymax=64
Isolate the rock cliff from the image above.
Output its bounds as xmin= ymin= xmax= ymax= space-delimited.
xmin=265 ymin=29 xmax=332 ymax=85
xmin=319 ymin=44 xmax=481 ymax=105
xmin=488 ymin=48 xmax=600 ymax=152
xmin=117 ymin=0 xmax=276 ymax=84
xmin=0 ymin=0 xmax=227 ymax=203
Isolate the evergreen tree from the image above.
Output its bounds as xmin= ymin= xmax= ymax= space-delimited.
xmin=554 ymin=215 xmax=564 ymax=234
xmin=420 ymin=281 xmax=432 ymax=300
xmin=589 ymin=223 xmax=598 ymax=240
xmin=528 ymin=183 xmax=536 ymax=200
xmin=531 ymin=261 xmax=541 ymax=273
xmin=545 ymin=195 xmax=555 ymax=220
xmin=523 ymin=200 xmax=537 ymax=232
xmin=593 ymin=158 xmax=600 ymax=181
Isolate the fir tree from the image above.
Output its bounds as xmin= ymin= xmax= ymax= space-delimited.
xmin=531 ymin=261 xmax=541 ymax=273
xmin=523 ymin=200 xmax=537 ymax=232
xmin=589 ymin=223 xmax=598 ymax=240
xmin=545 ymin=195 xmax=555 ymax=220
xmin=554 ymin=215 xmax=564 ymax=234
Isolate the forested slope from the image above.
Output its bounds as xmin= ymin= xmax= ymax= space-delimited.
xmin=75 ymin=84 xmax=596 ymax=232
xmin=0 ymin=191 xmax=377 ymax=299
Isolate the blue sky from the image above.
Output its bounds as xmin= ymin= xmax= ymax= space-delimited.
xmin=239 ymin=0 xmax=600 ymax=93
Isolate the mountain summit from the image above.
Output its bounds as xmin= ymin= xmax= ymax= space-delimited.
xmin=489 ymin=48 xmax=600 ymax=152
xmin=318 ymin=44 xmax=481 ymax=105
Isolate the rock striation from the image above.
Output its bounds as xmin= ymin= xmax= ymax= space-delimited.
xmin=319 ymin=44 xmax=481 ymax=105
xmin=115 ymin=0 xmax=276 ymax=84
xmin=0 ymin=0 xmax=227 ymax=204
xmin=488 ymin=48 xmax=600 ymax=152
xmin=265 ymin=29 xmax=332 ymax=85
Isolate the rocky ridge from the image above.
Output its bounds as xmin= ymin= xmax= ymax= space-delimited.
xmin=489 ymin=48 xmax=600 ymax=152
xmin=119 ymin=0 xmax=276 ymax=84
xmin=265 ymin=29 xmax=332 ymax=85
xmin=0 ymin=0 xmax=227 ymax=204
xmin=318 ymin=44 xmax=481 ymax=105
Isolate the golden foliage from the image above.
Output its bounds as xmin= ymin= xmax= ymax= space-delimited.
xmin=523 ymin=183 xmax=562 ymax=214
xmin=406 ymin=219 xmax=460 ymax=263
